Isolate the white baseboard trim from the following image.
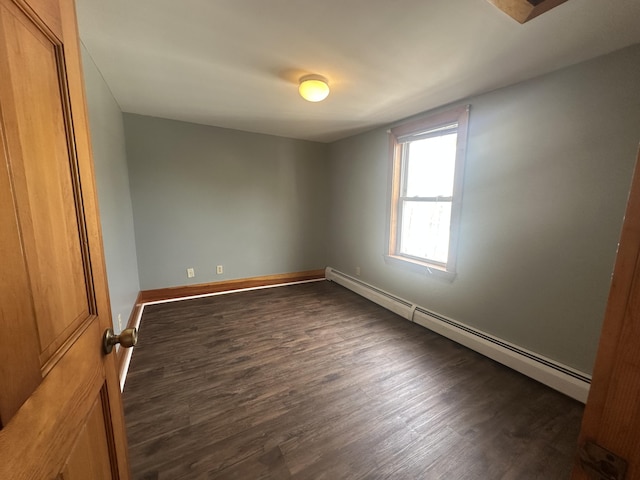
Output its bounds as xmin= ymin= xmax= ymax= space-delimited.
xmin=325 ymin=266 xmax=590 ymax=403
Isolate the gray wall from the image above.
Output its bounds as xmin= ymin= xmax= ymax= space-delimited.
xmin=81 ymin=46 xmax=141 ymax=334
xmin=123 ymin=115 xmax=329 ymax=290
xmin=327 ymin=44 xmax=640 ymax=374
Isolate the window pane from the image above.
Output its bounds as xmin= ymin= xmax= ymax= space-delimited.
xmin=400 ymin=200 xmax=451 ymax=264
xmin=405 ymin=133 xmax=457 ymax=197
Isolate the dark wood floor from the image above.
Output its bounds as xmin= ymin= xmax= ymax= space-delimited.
xmin=123 ymin=281 xmax=583 ymax=479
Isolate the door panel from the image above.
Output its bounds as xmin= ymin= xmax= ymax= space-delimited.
xmin=0 ymin=0 xmax=130 ymax=477
xmin=0 ymin=115 xmax=41 ymax=424
xmin=0 ymin=0 xmax=92 ymax=368
xmin=0 ymin=320 xmax=107 ymax=478
xmin=61 ymin=393 xmax=113 ymax=480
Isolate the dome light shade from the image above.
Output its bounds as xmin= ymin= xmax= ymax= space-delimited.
xmin=299 ymin=75 xmax=330 ymax=102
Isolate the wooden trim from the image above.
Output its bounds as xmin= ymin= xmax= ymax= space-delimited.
xmin=571 ymin=148 xmax=640 ymax=477
xmin=137 ymin=269 xmax=326 ymax=304
xmin=581 ymin=149 xmax=640 ymax=420
xmin=485 ymin=0 xmax=570 ymax=23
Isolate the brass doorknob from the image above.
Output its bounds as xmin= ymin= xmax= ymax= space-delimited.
xmin=103 ymin=327 xmax=138 ymax=354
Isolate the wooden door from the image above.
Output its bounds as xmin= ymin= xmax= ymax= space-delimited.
xmin=572 ymin=148 xmax=640 ymax=479
xmin=0 ymin=0 xmax=130 ymax=478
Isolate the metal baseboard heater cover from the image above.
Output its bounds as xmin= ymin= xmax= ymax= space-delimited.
xmin=325 ymin=267 xmax=590 ymax=403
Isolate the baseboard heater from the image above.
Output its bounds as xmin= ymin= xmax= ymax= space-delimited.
xmin=325 ymin=267 xmax=590 ymax=403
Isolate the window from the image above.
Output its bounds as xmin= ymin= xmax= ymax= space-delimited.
xmin=387 ymin=105 xmax=469 ymax=278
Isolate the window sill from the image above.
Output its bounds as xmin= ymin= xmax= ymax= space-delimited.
xmin=384 ymin=254 xmax=457 ymax=281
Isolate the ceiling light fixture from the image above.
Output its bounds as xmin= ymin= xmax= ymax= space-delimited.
xmin=298 ymin=74 xmax=330 ymax=102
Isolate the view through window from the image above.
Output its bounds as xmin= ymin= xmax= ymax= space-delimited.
xmin=388 ymin=106 xmax=469 ymax=276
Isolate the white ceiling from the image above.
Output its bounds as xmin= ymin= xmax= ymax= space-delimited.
xmin=76 ymin=0 xmax=640 ymax=143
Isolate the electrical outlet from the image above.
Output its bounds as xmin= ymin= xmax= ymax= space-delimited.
xmin=187 ymin=267 xmax=195 ymax=278
xmin=117 ymin=313 xmax=123 ymax=331
xmin=216 ymin=265 xmax=224 ymax=275
xmin=355 ymin=266 xmax=361 ymax=276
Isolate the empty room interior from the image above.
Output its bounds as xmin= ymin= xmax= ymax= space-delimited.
xmin=73 ymin=0 xmax=640 ymax=478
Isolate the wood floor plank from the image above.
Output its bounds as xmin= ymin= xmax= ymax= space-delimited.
xmin=123 ymin=281 xmax=583 ymax=479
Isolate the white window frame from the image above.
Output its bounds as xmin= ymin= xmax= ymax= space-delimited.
xmin=386 ymin=105 xmax=470 ymax=279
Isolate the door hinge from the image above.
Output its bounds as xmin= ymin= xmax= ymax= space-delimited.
xmin=578 ymin=441 xmax=627 ymax=480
